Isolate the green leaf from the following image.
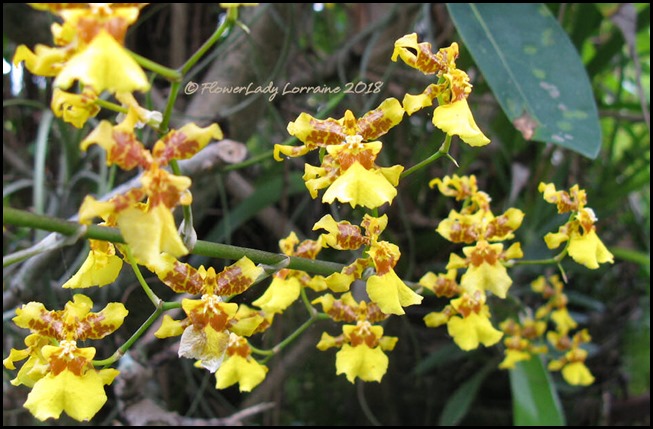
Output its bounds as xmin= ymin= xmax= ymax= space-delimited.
xmin=447 ymin=3 xmax=602 ymax=159
xmin=439 ymin=362 xmax=494 ymax=426
xmin=509 ymin=356 xmax=566 ymax=425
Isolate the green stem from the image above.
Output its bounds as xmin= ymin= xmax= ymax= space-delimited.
xmin=248 ymin=343 xmax=275 ymax=357
xmin=299 ymin=285 xmax=317 ymax=316
xmin=193 ymin=239 xmax=344 ymax=276
xmin=129 ymin=50 xmax=182 ymax=82
xmin=510 ymin=258 xmax=558 ymax=266
xmin=160 ymin=81 xmax=181 ymax=133
xmin=155 ymin=8 xmax=243 ymax=225
xmin=270 ymin=313 xmax=329 ymax=354
xmin=94 ymin=98 xmax=128 ymax=114
xmin=93 ymin=307 xmax=163 ymax=367
xmin=92 ymin=299 xmax=181 ymax=367
xmin=179 ymin=7 xmax=237 ymax=75
xmin=162 ymin=301 xmax=182 ymax=311
xmin=155 ymin=7 xmax=236 ymax=134
xmin=509 ymin=245 xmax=568 ymax=267
xmin=124 ymin=246 xmax=162 ymax=307
xmin=3 ymin=207 xmax=345 ymax=276
xmin=252 ymin=312 xmax=330 ymax=363
xmin=400 ymin=134 xmax=455 ymax=179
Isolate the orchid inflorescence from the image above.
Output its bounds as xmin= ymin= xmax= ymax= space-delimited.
xmin=4 ymin=4 xmax=613 ymax=422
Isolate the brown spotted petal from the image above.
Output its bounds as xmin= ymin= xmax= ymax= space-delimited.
xmin=153 ymin=123 xmax=223 ymax=166
xmin=213 ymin=257 xmax=264 ymax=297
xmin=313 ymin=215 xmax=369 ymax=250
xmin=357 ymin=98 xmax=404 ymax=141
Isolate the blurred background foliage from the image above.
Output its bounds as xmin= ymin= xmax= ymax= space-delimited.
xmin=3 ymin=3 xmax=649 ymax=426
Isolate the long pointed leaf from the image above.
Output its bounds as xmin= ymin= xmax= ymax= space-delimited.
xmin=447 ymin=3 xmax=602 ymax=159
xmin=509 ymin=356 xmax=566 ymax=425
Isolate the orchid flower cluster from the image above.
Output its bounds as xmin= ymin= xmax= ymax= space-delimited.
xmin=4 ymin=4 xmax=614 ymax=423
xmin=499 ymin=274 xmax=596 ymax=386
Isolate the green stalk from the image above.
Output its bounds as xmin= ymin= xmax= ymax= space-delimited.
xmin=3 ymin=207 xmax=345 ymax=276
xmin=400 ymin=134 xmax=455 ymax=179
xmin=152 ymin=8 xmax=239 ymax=237
xmin=251 ymin=312 xmax=330 ymax=363
xmin=299 ymin=284 xmax=317 ymax=316
xmin=129 ymin=50 xmax=182 ymax=82
xmin=159 ymin=81 xmax=181 ymax=133
xmin=92 ymin=299 xmax=181 ymax=368
xmin=93 ymin=308 xmax=162 ymax=367
xmin=94 ymin=98 xmax=128 ymax=114
xmin=125 ymin=246 xmax=162 ymax=307
xmin=510 ymin=257 xmax=560 ymax=266
xmin=179 ymin=7 xmax=238 ymax=75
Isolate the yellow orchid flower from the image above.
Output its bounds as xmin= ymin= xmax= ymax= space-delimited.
xmin=51 ymin=88 xmax=100 ymax=129
xmin=313 ymin=294 xmax=397 ymax=383
xmin=367 ymin=269 xmax=423 ymax=316
xmin=4 ymin=295 xmax=127 ymax=421
xmin=62 ymin=239 xmax=123 ymax=289
xmin=539 ymin=183 xmax=613 ymax=269
xmin=3 ymin=334 xmax=51 ymax=388
xmin=548 ymin=347 xmax=595 ymax=386
xmin=542 ymin=212 xmax=614 ymax=270
xmin=14 ymin=4 xmax=151 ymax=130
xmin=335 ymin=342 xmax=390 ymax=383
xmin=301 ymin=140 xmax=403 ymax=209
xmin=79 ymin=119 xmax=223 ymax=267
xmin=366 ymin=241 xmax=423 ymax=315
xmin=278 ymin=98 xmax=404 ymax=160
xmin=215 ymin=333 xmax=268 ymax=392
xmin=498 ymin=349 xmax=533 ymax=369
xmin=432 ymin=99 xmax=490 ymax=147
xmin=314 ymin=214 xmax=423 ymax=314
xmin=278 ymin=99 xmax=405 ymax=208
xmin=446 ymin=292 xmax=503 ymax=351
xmin=436 ymin=207 xmax=525 ymax=244
xmin=392 ymin=33 xmax=490 ymax=146
xmin=29 ymin=3 xmax=147 ymax=45
xmin=55 ymin=31 xmax=150 ymax=94
xmin=430 ymin=174 xmax=492 ymax=213
xmin=153 ymin=257 xmax=264 ymax=372
xmin=24 ymin=359 xmax=119 ymax=422
xmin=419 ymin=269 xmax=461 ymax=298
xmin=81 ymin=107 xmax=153 ymax=170
xmin=117 ymin=203 xmax=189 ymax=269
xmin=391 ymin=33 xmax=458 ymax=74
xmin=447 ymin=240 xmax=523 ymax=298
xmin=497 ymin=318 xmax=548 ymax=369
xmin=253 ymin=232 xmax=326 ymax=314
xmin=538 ymin=182 xmax=587 ymax=213
xmin=320 ymin=161 xmax=402 ymax=209
xmin=13 ymin=44 xmax=69 ymax=77
xmin=253 ymin=274 xmax=302 ymax=315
